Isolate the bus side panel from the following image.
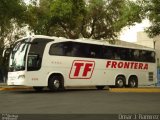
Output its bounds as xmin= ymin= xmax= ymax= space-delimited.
xmin=43 ymin=56 xmax=93 ymax=86
xmin=25 ymin=57 xmax=157 ymax=87
xmin=87 ymin=59 xmax=108 ymax=86
xmin=25 ymin=70 xmax=48 ymax=86
xmin=138 ymin=63 xmax=157 ymax=86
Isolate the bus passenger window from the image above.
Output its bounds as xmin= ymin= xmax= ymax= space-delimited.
xmin=90 ymin=52 xmax=96 ymax=57
xmin=27 ymin=54 xmax=41 ymax=71
xmin=87 ymin=44 xmax=103 ymax=59
xmin=151 ymin=52 xmax=155 ymax=62
xmin=114 ymin=48 xmax=121 ymax=60
xmin=146 ymin=51 xmax=155 ymax=62
xmin=70 ymin=47 xmax=78 ymax=56
xmin=133 ymin=50 xmax=140 ymax=61
xmin=104 ymin=47 xmax=113 ymax=59
xmin=69 ymin=44 xmax=81 ymax=57
xmin=114 ymin=54 xmax=120 ymax=60
xmin=120 ymin=49 xmax=126 ymax=60
xmin=139 ymin=50 xmax=146 ymax=62
xmin=49 ymin=43 xmax=65 ymax=56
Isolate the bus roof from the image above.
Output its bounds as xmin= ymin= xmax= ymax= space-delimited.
xmin=21 ymin=35 xmax=155 ymax=51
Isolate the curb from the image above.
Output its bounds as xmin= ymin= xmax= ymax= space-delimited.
xmin=0 ymin=83 xmax=32 ymax=91
xmin=109 ymin=88 xmax=160 ymax=93
xmin=0 ymin=86 xmax=160 ymax=92
xmin=0 ymin=87 xmax=32 ymax=91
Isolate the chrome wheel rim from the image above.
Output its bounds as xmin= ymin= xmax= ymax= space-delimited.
xmin=130 ymin=80 xmax=136 ymax=87
xmin=117 ymin=79 xmax=124 ymax=87
xmin=54 ymin=80 xmax=60 ymax=89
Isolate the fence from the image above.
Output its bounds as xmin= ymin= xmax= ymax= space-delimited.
xmin=157 ymin=68 xmax=160 ymax=86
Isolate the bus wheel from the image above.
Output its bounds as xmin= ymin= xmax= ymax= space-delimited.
xmin=33 ymin=87 xmax=44 ymax=92
xmin=96 ymin=86 xmax=105 ymax=90
xmin=115 ymin=76 xmax=125 ymax=88
xmin=48 ymin=75 xmax=64 ymax=91
xmin=128 ymin=77 xmax=138 ymax=88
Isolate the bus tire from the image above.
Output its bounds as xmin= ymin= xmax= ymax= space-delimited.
xmin=96 ymin=86 xmax=105 ymax=90
xmin=33 ymin=87 xmax=44 ymax=92
xmin=48 ymin=75 xmax=64 ymax=92
xmin=128 ymin=76 xmax=138 ymax=88
xmin=115 ymin=76 xmax=125 ymax=88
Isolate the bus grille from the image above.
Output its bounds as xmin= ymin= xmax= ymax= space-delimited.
xmin=148 ymin=72 xmax=154 ymax=81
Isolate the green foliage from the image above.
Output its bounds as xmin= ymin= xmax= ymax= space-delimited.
xmin=83 ymin=0 xmax=125 ymax=40
xmin=0 ymin=0 xmax=26 ymax=67
xmin=26 ymin=0 xmax=53 ymax=35
xmin=50 ymin=0 xmax=86 ymax=39
xmin=143 ymin=0 xmax=160 ymax=38
xmin=114 ymin=0 xmax=144 ymax=32
xmin=0 ymin=0 xmax=27 ymax=44
xmin=27 ymin=0 xmax=143 ymax=40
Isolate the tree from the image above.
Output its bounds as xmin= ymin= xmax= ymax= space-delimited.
xmin=27 ymin=0 xmax=143 ymax=41
xmin=114 ymin=0 xmax=144 ymax=31
xmin=0 ymin=0 xmax=27 ymax=44
xmin=50 ymin=0 xmax=86 ymax=39
xmin=26 ymin=0 xmax=53 ymax=35
xmin=50 ymin=0 xmax=144 ymax=40
xmin=142 ymin=0 xmax=160 ymax=38
xmin=0 ymin=0 xmax=27 ymax=80
xmin=82 ymin=0 xmax=143 ymax=40
xmin=0 ymin=0 xmax=27 ymax=47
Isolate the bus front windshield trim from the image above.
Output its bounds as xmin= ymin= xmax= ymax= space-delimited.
xmin=9 ymin=38 xmax=30 ymax=72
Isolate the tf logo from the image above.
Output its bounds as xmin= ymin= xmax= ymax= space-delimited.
xmin=69 ymin=60 xmax=95 ymax=79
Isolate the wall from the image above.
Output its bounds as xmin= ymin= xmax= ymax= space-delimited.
xmin=136 ymin=32 xmax=160 ymax=67
xmin=154 ymin=36 xmax=160 ymax=67
xmin=136 ymin=32 xmax=154 ymax=48
xmin=157 ymin=68 xmax=160 ymax=86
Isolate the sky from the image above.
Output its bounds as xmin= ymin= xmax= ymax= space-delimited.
xmin=119 ymin=19 xmax=150 ymax=43
xmin=24 ymin=0 xmax=30 ymax=4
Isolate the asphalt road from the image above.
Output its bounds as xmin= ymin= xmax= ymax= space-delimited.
xmin=0 ymin=89 xmax=160 ymax=115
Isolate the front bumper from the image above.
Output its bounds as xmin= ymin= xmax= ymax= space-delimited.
xmin=7 ymin=72 xmax=25 ymax=86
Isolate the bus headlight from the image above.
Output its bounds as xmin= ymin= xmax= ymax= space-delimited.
xmin=18 ymin=75 xmax=25 ymax=80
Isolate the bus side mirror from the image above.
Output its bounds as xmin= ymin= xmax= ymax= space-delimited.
xmin=3 ymin=48 xmax=11 ymax=58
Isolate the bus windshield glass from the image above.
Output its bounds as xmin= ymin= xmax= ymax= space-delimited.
xmin=9 ymin=38 xmax=30 ymax=71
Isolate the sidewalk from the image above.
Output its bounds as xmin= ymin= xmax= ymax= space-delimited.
xmin=0 ymin=83 xmax=7 ymax=86
xmin=0 ymin=83 xmax=160 ymax=92
xmin=109 ymin=87 xmax=160 ymax=93
xmin=0 ymin=83 xmax=32 ymax=91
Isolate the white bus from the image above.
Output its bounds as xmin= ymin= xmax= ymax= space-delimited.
xmin=7 ymin=35 xmax=157 ymax=91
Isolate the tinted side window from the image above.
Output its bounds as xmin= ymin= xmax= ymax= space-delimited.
xmin=103 ymin=46 xmax=155 ymax=63
xmin=104 ymin=46 xmax=114 ymax=59
xmin=49 ymin=42 xmax=67 ymax=56
xmin=49 ymin=42 xmax=103 ymax=59
xmin=87 ymin=44 xmax=103 ymax=59
xmin=27 ymin=38 xmax=52 ymax=71
xmin=144 ymin=51 xmax=155 ymax=62
xmin=132 ymin=50 xmax=155 ymax=63
xmin=50 ymin=42 xmax=155 ymax=62
xmin=126 ymin=49 xmax=134 ymax=61
xmin=49 ymin=42 xmax=82 ymax=56
xmin=29 ymin=38 xmax=52 ymax=57
xmin=104 ymin=46 xmax=122 ymax=60
xmin=69 ymin=43 xmax=89 ymax=57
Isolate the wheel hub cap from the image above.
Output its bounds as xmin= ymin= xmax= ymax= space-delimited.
xmin=118 ymin=80 xmax=124 ymax=87
xmin=54 ymin=80 xmax=60 ymax=88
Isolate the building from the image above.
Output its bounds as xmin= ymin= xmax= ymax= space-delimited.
xmin=136 ymin=32 xmax=160 ymax=67
xmin=136 ymin=32 xmax=154 ymax=48
xmin=115 ymin=39 xmax=150 ymax=49
xmin=154 ymin=35 xmax=160 ymax=67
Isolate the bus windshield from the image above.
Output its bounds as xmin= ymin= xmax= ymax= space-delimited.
xmin=9 ymin=38 xmax=30 ymax=71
